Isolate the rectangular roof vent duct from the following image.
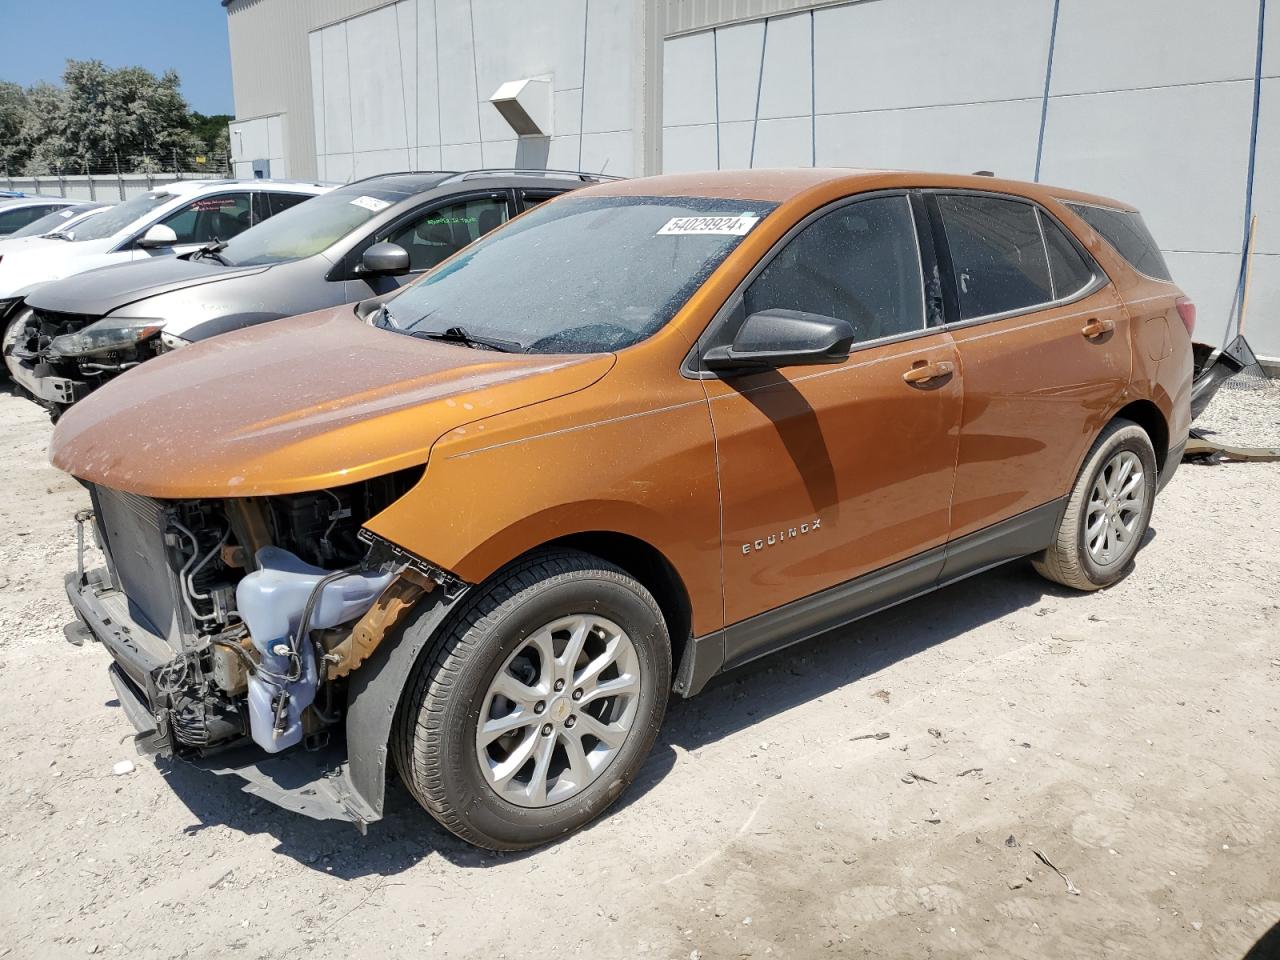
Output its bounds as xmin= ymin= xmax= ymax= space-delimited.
xmin=489 ymin=77 xmax=553 ymax=138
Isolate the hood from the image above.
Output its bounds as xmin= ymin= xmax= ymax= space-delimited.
xmin=0 ymin=238 xmax=113 ymax=297
xmin=50 ymin=305 xmax=615 ymax=499
xmin=0 ymin=234 xmax=76 ymax=256
xmin=26 ymin=256 xmax=270 ymax=316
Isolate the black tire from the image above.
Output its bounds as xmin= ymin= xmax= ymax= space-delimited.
xmin=1033 ymin=418 xmax=1158 ymax=591
xmin=392 ymin=549 xmax=671 ymax=850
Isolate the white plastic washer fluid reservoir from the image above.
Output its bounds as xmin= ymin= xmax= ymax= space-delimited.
xmin=236 ymin=546 xmax=394 ymax=752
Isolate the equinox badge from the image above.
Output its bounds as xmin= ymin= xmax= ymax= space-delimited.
xmin=742 ymin=518 xmax=822 ymax=556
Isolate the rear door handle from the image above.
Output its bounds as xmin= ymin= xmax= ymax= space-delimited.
xmin=902 ymin=360 xmax=955 ymax=385
xmin=1082 ymin=317 xmax=1115 ymax=339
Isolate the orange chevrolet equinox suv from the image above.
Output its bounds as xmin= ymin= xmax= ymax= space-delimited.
xmin=51 ymin=169 xmax=1193 ymax=849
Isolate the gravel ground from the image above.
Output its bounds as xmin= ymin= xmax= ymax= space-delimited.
xmin=1194 ymin=366 xmax=1280 ymax=449
xmin=0 ymin=382 xmax=1277 ymax=960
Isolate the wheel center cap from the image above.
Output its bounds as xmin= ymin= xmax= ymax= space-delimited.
xmin=550 ymin=697 xmax=571 ymax=722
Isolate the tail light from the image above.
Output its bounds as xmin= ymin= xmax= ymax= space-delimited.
xmin=1175 ymin=297 xmax=1196 ymax=337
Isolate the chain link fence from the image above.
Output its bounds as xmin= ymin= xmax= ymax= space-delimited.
xmin=2 ymin=153 xmax=233 ymax=201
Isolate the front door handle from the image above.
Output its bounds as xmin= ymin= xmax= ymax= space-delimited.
xmin=902 ymin=360 xmax=955 ymax=385
xmin=1082 ymin=317 xmax=1115 ymax=339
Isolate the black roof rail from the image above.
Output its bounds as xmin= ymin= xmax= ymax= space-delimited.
xmin=439 ymin=168 xmax=624 ymax=185
xmin=339 ymin=170 xmax=458 ymax=186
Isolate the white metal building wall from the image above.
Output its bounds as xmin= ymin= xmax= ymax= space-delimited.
xmin=225 ymin=0 xmax=1276 ymax=357
xmin=660 ymin=0 xmax=1277 ymax=357
xmin=305 ymin=0 xmax=641 ymax=180
xmin=225 ymin=0 xmax=393 ymax=180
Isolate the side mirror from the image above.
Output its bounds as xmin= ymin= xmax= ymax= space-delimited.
xmin=136 ymin=223 xmax=178 ymax=249
xmin=359 ymin=242 xmax=410 ymax=276
xmin=703 ymin=308 xmax=855 ymax=372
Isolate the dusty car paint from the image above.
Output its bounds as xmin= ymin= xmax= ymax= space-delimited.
xmin=53 ymin=169 xmax=1191 ymax=638
xmin=49 ymin=168 xmax=1193 ymax=836
xmin=48 ymin=308 xmax=615 ymax=498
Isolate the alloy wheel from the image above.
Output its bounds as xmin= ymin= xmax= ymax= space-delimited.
xmin=1085 ymin=449 xmax=1146 ymax=567
xmin=476 ymin=614 xmax=641 ymax=808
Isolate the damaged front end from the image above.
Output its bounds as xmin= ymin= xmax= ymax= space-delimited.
xmin=67 ymin=468 xmax=464 ymax=828
xmin=4 ymin=306 xmax=166 ymax=412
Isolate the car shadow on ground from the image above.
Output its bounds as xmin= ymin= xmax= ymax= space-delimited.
xmin=157 ymin=533 xmax=1155 ymax=878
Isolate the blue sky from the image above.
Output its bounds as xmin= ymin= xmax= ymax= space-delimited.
xmin=1 ymin=0 xmax=234 ymax=114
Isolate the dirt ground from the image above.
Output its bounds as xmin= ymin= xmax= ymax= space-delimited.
xmin=0 ymin=382 xmax=1277 ymax=960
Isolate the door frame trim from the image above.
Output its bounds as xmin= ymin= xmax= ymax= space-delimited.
xmin=672 ymin=495 xmax=1068 ymax=697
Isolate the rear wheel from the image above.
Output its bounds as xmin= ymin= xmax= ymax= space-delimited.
xmin=392 ymin=550 xmax=670 ymax=850
xmin=1033 ymin=418 xmax=1158 ymax=591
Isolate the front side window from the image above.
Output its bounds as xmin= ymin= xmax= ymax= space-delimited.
xmin=1065 ymin=201 xmax=1171 ymax=282
xmin=379 ymin=195 xmax=776 ymax=354
xmin=70 ymin=191 xmax=174 ymax=241
xmin=383 ymin=196 xmax=510 ymax=272
xmin=159 ymin=193 xmax=252 ymax=245
xmin=744 ymin=195 xmax=925 ymax=344
xmin=938 ymin=195 xmax=1054 ymax=320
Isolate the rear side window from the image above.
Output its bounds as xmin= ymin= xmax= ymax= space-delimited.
xmin=266 ymin=192 xmax=312 ymax=217
xmin=520 ymin=191 xmax=561 ymax=211
xmin=937 ymin=195 xmax=1052 ymax=320
xmin=1039 ymin=211 xmax=1095 ymax=299
xmin=744 ymin=195 xmax=925 ymax=344
xmin=1064 ymin=202 xmax=1171 ymax=281
xmin=0 ymin=204 xmax=60 ymax=233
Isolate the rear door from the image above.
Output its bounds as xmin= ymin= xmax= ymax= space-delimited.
xmin=699 ymin=192 xmax=963 ymax=662
xmin=518 ymin=189 xmax=565 ymax=212
xmin=930 ymin=191 xmax=1131 ymax=541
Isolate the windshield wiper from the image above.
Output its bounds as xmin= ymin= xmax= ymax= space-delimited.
xmin=194 ymin=240 xmax=231 ymax=265
xmin=410 ymin=325 xmax=522 ymax=353
xmin=46 ymin=231 xmax=74 ymax=241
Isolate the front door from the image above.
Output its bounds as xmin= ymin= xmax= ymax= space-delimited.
xmin=132 ymin=191 xmax=255 ymax=260
xmin=699 ymin=193 xmax=963 ymax=664
xmin=348 ymin=193 xmax=514 ymax=299
xmin=928 ymin=192 xmax=1132 ymax=540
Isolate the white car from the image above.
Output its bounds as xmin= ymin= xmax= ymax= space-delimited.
xmin=0 ymin=203 xmax=112 ymax=251
xmin=0 ymin=196 xmax=89 ymax=236
xmin=0 ymin=180 xmax=330 ymax=311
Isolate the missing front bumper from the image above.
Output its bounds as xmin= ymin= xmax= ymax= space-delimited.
xmin=72 ymin=569 xmax=382 ymax=829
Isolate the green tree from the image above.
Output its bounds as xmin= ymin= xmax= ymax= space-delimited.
xmin=189 ymin=111 xmax=233 ymax=155
xmin=19 ymin=83 xmax=71 ymax=175
xmin=0 ymin=82 xmax=30 ymax=173
xmin=15 ymin=59 xmax=207 ymax=174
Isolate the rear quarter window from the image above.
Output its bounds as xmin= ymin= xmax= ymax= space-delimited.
xmin=1064 ymin=202 xmax=1172 ymax=282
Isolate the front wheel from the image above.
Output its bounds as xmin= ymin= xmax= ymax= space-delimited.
xmin=1033 ymin=418 xmax=1158 ymax=591
xmin=392 ymin=550 xmax=671 ymax=850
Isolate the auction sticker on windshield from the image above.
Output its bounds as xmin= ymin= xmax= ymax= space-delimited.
xmin=657 ymin=214 xmax=760 ymax=236
xmin=349 ymin=195 xmax=392 ymax=213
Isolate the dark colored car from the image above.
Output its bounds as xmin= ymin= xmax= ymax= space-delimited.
xmin=3 ymin=170 xmax=612 ymax=413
